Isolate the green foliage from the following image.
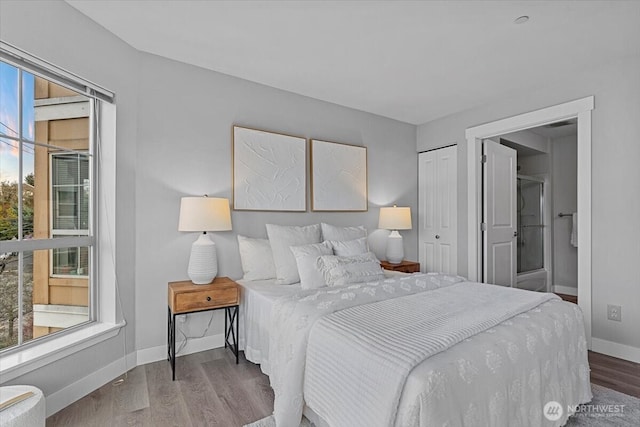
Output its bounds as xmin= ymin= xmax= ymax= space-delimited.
xmin=0 ymin=178 xmax=34 ymax=240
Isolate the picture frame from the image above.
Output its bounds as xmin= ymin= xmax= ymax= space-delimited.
xmin=310 ymin=139 xmax=368 ymax=212
xmin=233 ymin=126 xmax=307 ymax=211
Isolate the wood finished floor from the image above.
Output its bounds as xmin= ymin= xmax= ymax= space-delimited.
xmin=47 ymin=347 xmax=640 ymax=427
xmin=47 ymin=348 xmax=273 ymax=427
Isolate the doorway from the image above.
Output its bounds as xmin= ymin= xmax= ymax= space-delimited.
xmin=466 ymin=96 xmax=593 ymax=348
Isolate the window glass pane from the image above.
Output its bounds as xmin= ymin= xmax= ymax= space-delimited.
xmin=21 ymin=72 xmax=35 ymax=141
xmin=0 ymin=251 xmax=19 ymax=350
xmin=1 ymin=138 xmax=20 ymax=241
xmin=52 ymin=246 xmax=89 ymax=276
xmin=51 ymin=153 xmax=90 ymax=232
xmin=0 ymin=62 xmax=19 ymax=139
xmin=28 ymin=247 xmax=90 ymax=344
xmin=22 ymin=142 xmax=35 ymax=239
xmin=22 ymin=250 xmax=34 ymax=345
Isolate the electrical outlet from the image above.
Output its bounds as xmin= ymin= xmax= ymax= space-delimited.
xmin=607 ymin=305 xmax=622 ymax=322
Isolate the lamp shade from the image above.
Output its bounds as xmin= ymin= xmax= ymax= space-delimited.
xmin=178 ymin=196 xmax=232 ymax=232
xmin=378 ymin=206 xmax=412 ymax=230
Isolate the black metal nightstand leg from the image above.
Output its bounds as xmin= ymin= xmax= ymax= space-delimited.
xmin=235 ymin=305 xmax=239 ymax=364
xmin=169 ymin=311 xmax=176 ymax=381
xmin=224 ymin=306 xmax=239 ymax=364
xmin=224 ymin=307 xmax=228 ymax=349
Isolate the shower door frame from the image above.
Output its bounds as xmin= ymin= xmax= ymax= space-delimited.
xmin=516 ymin=174 xmax=552 ymax=292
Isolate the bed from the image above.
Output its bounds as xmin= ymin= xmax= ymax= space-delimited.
xmin=238 ymin=272 xmax=592 ymax=427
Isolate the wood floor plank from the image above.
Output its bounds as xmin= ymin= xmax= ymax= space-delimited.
xmin=47 ymin=381 xmax=114 ymax=427
xmin=177 ymin=350 xmax=233 ymax=426
xmin=242 ymin=375 xmax=275 ymax=416
xmin=589 ymin=351 xmax=640 ymax=398
xmin=145 ymin=359 xmax=193 ymax=427
xmin=201 ymin=357 xmax=268 ymax=425
xmin=112 ymin=366 xmax=150 ymax=415
xmin=113 ymin=407 xmax=153 ymax=427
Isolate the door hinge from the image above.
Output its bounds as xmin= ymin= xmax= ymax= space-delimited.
xmin=481 ymin=154 xmax=487 ymax=163
xmin=480 ymin=222 xmax=487 ymax=231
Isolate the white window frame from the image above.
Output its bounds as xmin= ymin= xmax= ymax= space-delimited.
xmin=0 ymin=42 xmax=123 ymax=383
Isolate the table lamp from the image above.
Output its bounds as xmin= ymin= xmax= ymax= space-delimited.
xmin=178 ymin=196 xmax=232 ymax=284
xmin=378 ymin=205 xmax=412 ymax=264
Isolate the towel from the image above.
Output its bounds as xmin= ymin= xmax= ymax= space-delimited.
xmin=570 ymin=212 xmax=578 ymax=247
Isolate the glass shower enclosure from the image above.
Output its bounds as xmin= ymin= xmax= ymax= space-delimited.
xmin=517 ymin=176 xmax=545 ymax=277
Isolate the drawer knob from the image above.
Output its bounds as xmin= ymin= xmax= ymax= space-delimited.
xmin=206 ymin=296 xmax=212 ymax=302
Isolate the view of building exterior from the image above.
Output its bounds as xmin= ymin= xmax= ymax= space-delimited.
xmin=32 ymin=77 xmax=90 ymax=340
xmin=0 ymin=66 xmax=90 ymax=350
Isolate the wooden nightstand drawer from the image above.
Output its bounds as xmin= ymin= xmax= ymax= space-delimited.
xmin=175 ymin=287 xmax=237 ymax=312
xmin=168 ymin=277 xmax=239 ymax=314
xmin=380 ymin=260 xmax=420 ymax=273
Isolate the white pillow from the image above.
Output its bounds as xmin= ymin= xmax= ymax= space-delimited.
xmin=237 ymin=235 xmax=276 ymax=281
xmin=320 ymin=223 xmax=367 ymax=242
xmin=266 ymin=224 xmax=322 ymax=285
xmin=290 ymin=241 xmax=333 ymax=290
xmin=316 ymin=252 xmax=385 ymax=287
xmin=329 ymin=237 xmax=369 ymax=257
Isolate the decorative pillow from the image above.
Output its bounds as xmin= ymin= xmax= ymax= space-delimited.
xmin=237 ymin=235 xmax=276 ymax=281
xmin=266 ymin=224 xmax=322 ymax=285
xmin=320 ymin=223 xmax=367 ymax=242
xmin=290 ymin=241 xmax=333 ymax=290
xmin=316 ymin=252 xmax=385 ymax=287
xmin=329 ymin=237 xmax=369 ymax=257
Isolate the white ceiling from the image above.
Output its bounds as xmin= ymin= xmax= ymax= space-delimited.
xmin=66 ymin=1 xmax=640 ymax=125
xmin=528 ymin=119 xmax=578 ymax=139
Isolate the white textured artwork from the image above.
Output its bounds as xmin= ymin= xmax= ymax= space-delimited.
xmin=311 ymin=140 xmax=367 ymax=211
xmin=233 ymin=126 xmax=306 ymax=211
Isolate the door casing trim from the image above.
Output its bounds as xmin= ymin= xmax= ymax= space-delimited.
xmin=465 ymin=96 xmax=593 ymax=348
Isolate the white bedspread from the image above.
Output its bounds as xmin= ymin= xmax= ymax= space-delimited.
xmin=269 ymin=274 xmax=592 ymax=427
xmin=239 ymin=279 xmax=303 ymax=375
xmin=238 ymin=271 xmax=408 ymax=376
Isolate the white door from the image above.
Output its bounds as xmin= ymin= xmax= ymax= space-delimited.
xmin=418 ymin=146 xmax=457 ymax=274
xmin=483 ymin=140 xmax=517 ymax=286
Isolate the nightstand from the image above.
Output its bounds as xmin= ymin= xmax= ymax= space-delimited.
xmin=167 ymin=277 xmax=239 ymax=381
xmin=380 ymin=260 xmax=421 ymax=273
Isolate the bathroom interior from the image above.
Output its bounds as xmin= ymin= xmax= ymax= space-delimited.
xmin=499 ymin=119 xmax=578 ymax=296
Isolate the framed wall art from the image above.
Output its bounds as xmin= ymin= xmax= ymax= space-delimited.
xmin=311 ymin=139 xmax=368 ymax=212
xmin=233 ymin=126 xmax=307 ymax=211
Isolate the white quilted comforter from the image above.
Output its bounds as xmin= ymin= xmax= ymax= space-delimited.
xmin=269 ymin=273 xmax=592 ymax=427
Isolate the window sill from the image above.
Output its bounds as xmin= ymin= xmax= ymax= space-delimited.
xmin=0 ymin=321 xmax=125 ymax=383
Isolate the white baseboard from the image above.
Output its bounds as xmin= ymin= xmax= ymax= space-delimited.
xmin=592 ymin=337 xmax=640 ymax=363
xmin=554 ymin=285 xmax=578 ymax=296
xmin=46 ymin=352 xmax=136 ymax=417
xmin=136 ymin=333 xmax=224 ymax=365
xmin=46 ymin=333 xmax=225 ymax=417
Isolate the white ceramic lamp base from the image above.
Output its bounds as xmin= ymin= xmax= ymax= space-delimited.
xmin=385 ymin=230 xmax=404 ymax=264
xmin=188 ymin=233 xmax=218 ymax=284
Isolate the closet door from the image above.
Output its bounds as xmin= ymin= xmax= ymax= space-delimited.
xmin=418 ymin=146 xmax=457 ymax=274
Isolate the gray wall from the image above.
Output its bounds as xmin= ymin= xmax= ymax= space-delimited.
xmin=417 ymin=55 xmax=640 ymax=351
xmin=135 ymin=52 xmax=417 ymax=352
xmin=519 ymin=153 xmax=549 ymax=176
xmin=552 ymin=134 xmax=578 ymax=289
xmin=1 ymin=0 xmax=138 ymax=395
xmin=1 ymin=0 xmax=418 ymax=398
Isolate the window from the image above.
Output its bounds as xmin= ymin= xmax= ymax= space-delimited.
xmin=51 ymin=153 xmax=90 ymax=277
xmin=0 ymin=60 xmax=95 ymax=351
xmin=0 ymin=43 xmax=120 ymax=381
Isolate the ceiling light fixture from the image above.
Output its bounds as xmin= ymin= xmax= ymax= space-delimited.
xmin=514 ymin=15 xmax=530 ymax=24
